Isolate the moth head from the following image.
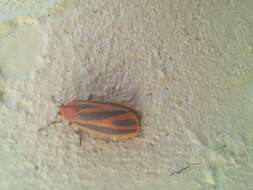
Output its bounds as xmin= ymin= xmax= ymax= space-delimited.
xmin=58 ymin=102 xmax=80 ymax=121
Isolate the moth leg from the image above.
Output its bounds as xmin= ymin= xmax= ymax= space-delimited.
xmin=77 ymin=130 xmax=84 ymax=146
xmin=136 ymin=110 xmax=142 ymax=120
xmin=68 ymin=122 xmax=80 ymax=134
xmin=87 ymin=94 xmax=93 ymax=100
xmin=51 ymin=120 xmax=62 ymax=125
xmin=79 ymin=133 xmax=82 ymax=146
xmin=38 ymin=120 xmax=61 ymax=132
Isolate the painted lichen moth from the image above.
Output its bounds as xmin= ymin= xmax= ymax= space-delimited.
xmin=58 ymin=97 xmax=141 ymax=143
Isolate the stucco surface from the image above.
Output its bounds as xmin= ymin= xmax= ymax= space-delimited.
xmin=0 ymin=0 xmax=253 ymax=190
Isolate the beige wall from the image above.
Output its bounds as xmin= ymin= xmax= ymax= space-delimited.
xmin=0 ymin=0 xmax=253 ymax=189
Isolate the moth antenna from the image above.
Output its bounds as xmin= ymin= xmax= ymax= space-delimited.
xmin=51 ymin=95 xmax=64 ymax=107
xmin=56 ymin=103 xmax=64 ymax=108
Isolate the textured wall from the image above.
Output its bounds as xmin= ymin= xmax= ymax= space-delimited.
xmin=0 ymin=0 xmax=253 ymax=189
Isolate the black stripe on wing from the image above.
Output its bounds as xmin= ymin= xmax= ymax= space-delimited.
xmin=78 ymin=110 xmax=129 ymax=120
xmin=112 ymin=119 xmax=137 ymax=126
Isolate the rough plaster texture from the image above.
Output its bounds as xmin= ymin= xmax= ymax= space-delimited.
xmin=0 ymin=0 xmax=253 ymax=189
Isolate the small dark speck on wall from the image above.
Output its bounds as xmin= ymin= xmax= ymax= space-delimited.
xmin=35 ymin=165 xmax=39 ymax=170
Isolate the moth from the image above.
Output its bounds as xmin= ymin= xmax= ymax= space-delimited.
xmin=57 ymin=98 xmax=141 ymax=144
